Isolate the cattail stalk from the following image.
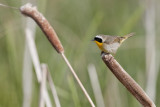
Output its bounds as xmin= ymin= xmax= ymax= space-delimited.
xmin=61 ymin=53 xmax=95 ymax=107
xmin=101 ymin=52 xmax=155 ymax=107
xmin=20 ymin=3 xmax=95 ymax=107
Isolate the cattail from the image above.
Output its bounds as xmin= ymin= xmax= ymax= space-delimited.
xmin=20 ymin=3 xmax=95 ymax=107
xmin=20 ymin=3 xmax=64 ymax=53
xmin=101 ymin=52 xmax=155 ymax=107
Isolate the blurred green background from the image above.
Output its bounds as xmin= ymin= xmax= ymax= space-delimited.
xmin=0 ymin=0 xmax=159 ymax=107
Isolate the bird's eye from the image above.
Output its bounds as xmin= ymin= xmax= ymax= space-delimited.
xmin=94 ymin=37 xmax=102 ymax=43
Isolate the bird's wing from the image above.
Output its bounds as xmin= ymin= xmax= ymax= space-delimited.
xmin=112 ymin=36 xmax=123 ymax=44
xmin=103 ymin=35 xmax=118 ymax=44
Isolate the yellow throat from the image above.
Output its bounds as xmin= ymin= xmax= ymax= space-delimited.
xmin=94 ymin=41 xmax=103 ymax=51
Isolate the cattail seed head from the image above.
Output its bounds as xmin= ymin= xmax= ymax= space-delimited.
xmin=20 ymin=3 xmax=64 ymax=53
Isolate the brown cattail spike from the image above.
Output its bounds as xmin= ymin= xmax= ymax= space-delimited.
xmin=101 ymin=52 xmax=155 ymax=107
xmin=20 ymin=3 xmax=64 ymax=53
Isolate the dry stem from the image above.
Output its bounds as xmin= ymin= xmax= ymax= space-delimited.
xmin=61 ymin=53 xmax=95 ymax=107
xmin=101 ymin=52 xmax=155 ymax=107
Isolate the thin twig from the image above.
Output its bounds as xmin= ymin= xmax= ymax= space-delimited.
xmin=61 ymin=53 xmax=95 ymax=107
xmin=0 ymin=3 xmax=19 ymax=10
xmin=101 ymin=52 xmax=155 ymax=107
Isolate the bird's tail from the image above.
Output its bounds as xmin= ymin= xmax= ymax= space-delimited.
xmin=124 ymin=32 xmax=135 ymax=38
xmin=120 ymin=32 xmax=135 ymax=43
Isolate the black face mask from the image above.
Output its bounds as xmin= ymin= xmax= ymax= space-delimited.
xmin=94 ymin=37 xmax=102 ymax=43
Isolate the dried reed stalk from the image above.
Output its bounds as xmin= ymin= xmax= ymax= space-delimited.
xmin=101 ymin=52 xmax=156 ymax=107
xmin=20 ymin=3 xmax=95 ymax=107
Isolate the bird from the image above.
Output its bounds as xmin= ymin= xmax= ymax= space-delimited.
xmin=92 ymin=33 xmax=134 ymax=54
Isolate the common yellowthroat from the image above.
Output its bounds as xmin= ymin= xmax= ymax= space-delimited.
xmin=92 ymin=33 xmax=134 ymax=54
